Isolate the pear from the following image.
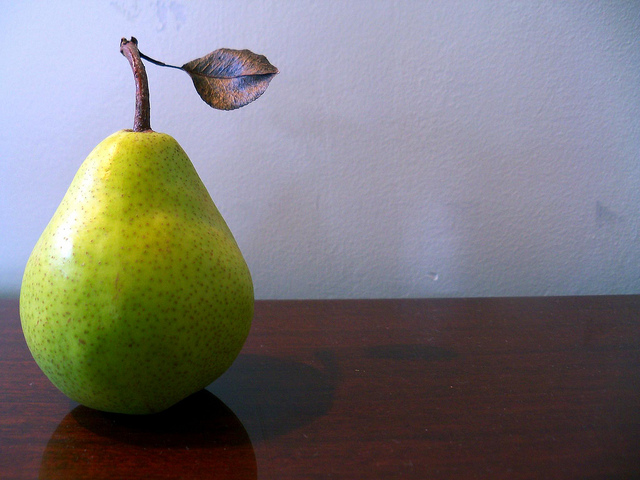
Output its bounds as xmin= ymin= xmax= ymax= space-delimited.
xmin=19 ymin=38 xmax=259 ymax=414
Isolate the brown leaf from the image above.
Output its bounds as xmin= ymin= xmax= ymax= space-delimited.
xmin=182 ymin=48 xmax=278 ymax=110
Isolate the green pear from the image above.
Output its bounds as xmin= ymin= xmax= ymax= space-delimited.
xmin=18 ymin=38 xmax=270 ymax=414
xmin=20 ymin=130 xmax=254 ymax=414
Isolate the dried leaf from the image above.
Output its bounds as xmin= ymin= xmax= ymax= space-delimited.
xmin=182 ymin=48 xmax=278 ymax=110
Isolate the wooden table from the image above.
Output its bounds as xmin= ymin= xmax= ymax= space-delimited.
xmin=1 ymin=296 xmax=638 ymax=479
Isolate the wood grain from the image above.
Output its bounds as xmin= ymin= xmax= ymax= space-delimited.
xmin=1 ymin=296 xmax=639 ymax=479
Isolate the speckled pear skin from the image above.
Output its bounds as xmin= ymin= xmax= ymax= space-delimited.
xmin=20 ymin=130 xmax=254 ymax=414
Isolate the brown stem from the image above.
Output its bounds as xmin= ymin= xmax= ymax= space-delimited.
xmin=120 ymin=37 xmax=152 ymax=132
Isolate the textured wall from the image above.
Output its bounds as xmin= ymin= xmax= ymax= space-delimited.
xmin=1 ymin=1 xmax=639 ymax=298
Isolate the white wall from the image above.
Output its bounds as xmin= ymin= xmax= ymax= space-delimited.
xmin=1 ymin=1 xmax=639 ymax=299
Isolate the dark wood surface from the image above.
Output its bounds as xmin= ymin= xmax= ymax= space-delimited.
xmin=1 ymin=296 xmax=639 ymax=479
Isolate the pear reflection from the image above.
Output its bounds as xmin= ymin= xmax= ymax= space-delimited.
xmin=39 ymin=390 xmax=256 ymax=480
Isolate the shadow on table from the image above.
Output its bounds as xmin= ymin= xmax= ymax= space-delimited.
xmin=209 ymin=345 xmax=456 ymax=444
xmin=39 ymin=344 xmax=449 ymax=478
xmin=209 ymin=351 xmax=339 ymax=443
xmin=39 ymin=390 xmax=257 ymax=480
xmin=364 ymin=344 xmax=458 ymax=361
xmin=38 ymin=352 xmax=338 ymax=479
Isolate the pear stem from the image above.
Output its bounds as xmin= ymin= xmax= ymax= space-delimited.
xmin=138 ymin=51 xmax=184 ymax=71
xmin=120 ymin=37 xmax=152 ymax=132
